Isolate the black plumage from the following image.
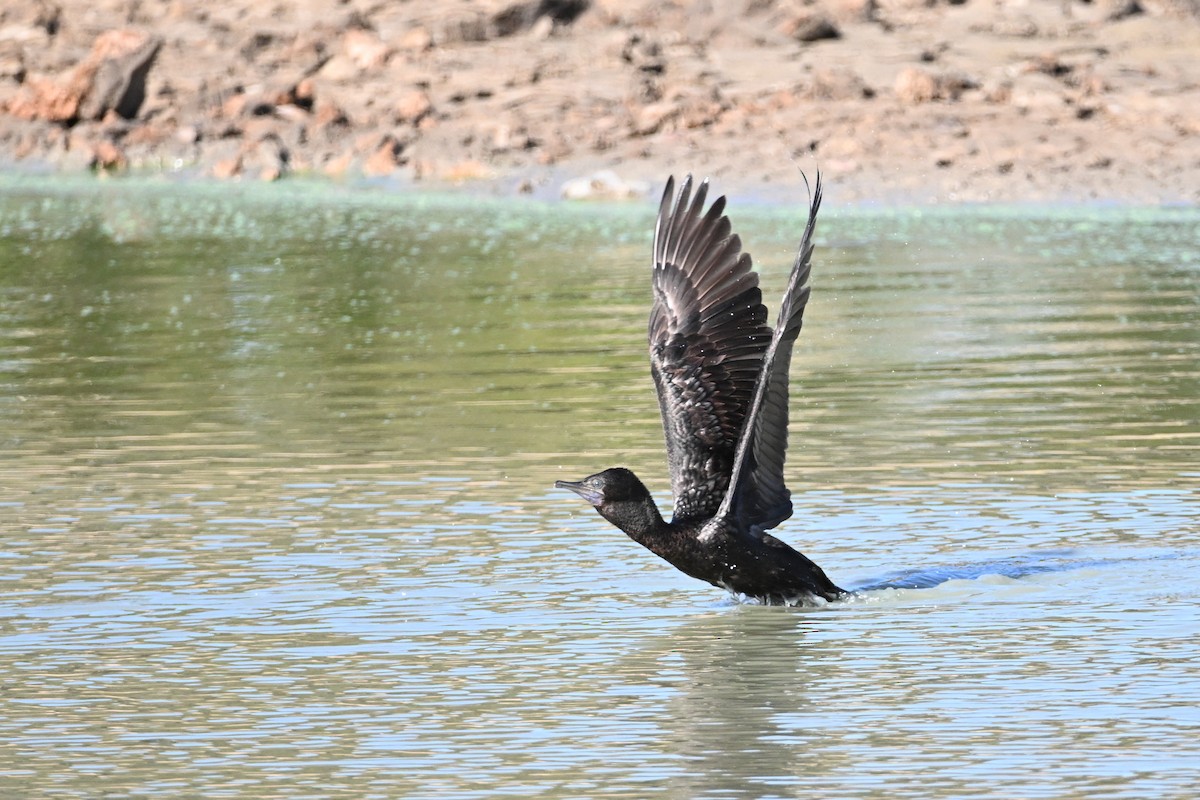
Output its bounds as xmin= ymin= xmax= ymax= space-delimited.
xmin=556 ymin=175 xmax=844 ymax=605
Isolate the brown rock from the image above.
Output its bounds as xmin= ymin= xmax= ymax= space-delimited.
xmin=987 ymin=14 xmax=1039 ymax=38
xmin=1094 ymin=0 xmax=1142 ymax=21
xmin=258 ymin=160 xmax=284 ymax=182
xmin=397 ymin=27 xmax=434 ymax=52
xmin=313 ymin=99 xmax=350 ymax=129
xmin=4 ymin=29 xmax=161 ymax=123
xmin=294 ymin=78 xmax=317 ymax=107
xmin=274 ymin=104 xmax=309 ymax=124
xmin=122 ymin=121 xmax=171 ymax=148
xmin=428 ymin=0 xmax=588 ymax=44
xmin=90 ymin=138 xmax=127 ymax=171
xmin=490 ymin=0 xmax=590 ymax=38
xmin=249 ymin=134 xmax=289 ymax=181
xmin=528 ymin=15 xmax=555 ymax=40
xmin=363 ymin=134 xmax=404 ymax=176
xmin=779 ymin=11 xmax=841 ymax=42
xmin=894 ymin=67 xmax=939 ymax=104
xmin=678 ymin=94 xmax=726 ymax=129
xmin=323 ymin=149 xmax=355 ymax=178
xmin=797 ymin=67 xmax=874 ymax=100
xmin=828 ymin=0 xmax=877 ymax=23
xmin=220 ymin=92 xmax=249 ymax=119
xmin=212 ymin=155 xmax=243 ymax=179
xmin=343 ymin=29 xmax=390 ymax=71
xmin=939 ymin=72 xmax=977 ymax=101
xmin=240 ymin=116 xmax=282 ymax=142
xmin=317 ymin=56 xmax=360 ymax=83
xmin=2 ymin=1 xmax=60 ymax=45
xmin=5 ymin=75 xmax=80 ymax=122
xmin=79 ymin=30 xmax=162 ymax=120
xmin=1009 ymin=72 xmax=1068 ymax=111
xmin=0 ymin=48 xmax=25 ymax=83
xmin=620 ymin=33 xmax=664 ymax=75
xmin=263 ymin=75 xmax=313 ymax=110
xmin=536 ymin=138 xmax=570 ymax=165
xmin=18 ymin=1 xmax=62 ymax=27
xmin=894 ymin=66 xmax=976 ymax=103
xmin=632 ymin=101 xmax=677 ymax=136
xmin=395 ymin=89 xmax=433 ymax=124
xmin=1138 ymin=0 xmax=1200 ymax=17
xmin=492 ymin=123 xmax=516 ymax=150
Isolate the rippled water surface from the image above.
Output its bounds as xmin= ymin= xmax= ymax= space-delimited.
xmin=1 ymin=178 xmax=1198 ymax=798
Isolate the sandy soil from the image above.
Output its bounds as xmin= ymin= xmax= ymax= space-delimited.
xmin=2 ymin=0 xmax=1199 ymax=204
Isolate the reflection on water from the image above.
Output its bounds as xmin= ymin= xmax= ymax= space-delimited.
xmin=1 ymin=178 xmax=1198 ymax=798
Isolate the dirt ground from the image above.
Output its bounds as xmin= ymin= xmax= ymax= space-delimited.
xmin=2 ymin=0 xmax=1199 ymax=204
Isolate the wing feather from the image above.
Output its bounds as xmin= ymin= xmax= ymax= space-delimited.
xmin=649 ymin=176 xmax=773 ymax=522
xmin=715 ymin=174 xmax=822 ymax=535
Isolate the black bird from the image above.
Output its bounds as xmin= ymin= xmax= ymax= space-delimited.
xmin=556 ymin=174 xmax=846 ymax=605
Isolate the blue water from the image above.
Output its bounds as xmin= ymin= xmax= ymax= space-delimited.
xmin=1 ymin=179 xmax=1198 ymax=798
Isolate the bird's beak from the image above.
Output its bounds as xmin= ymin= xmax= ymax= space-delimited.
xmin=555 ymin=479 xmax=603 ymax=505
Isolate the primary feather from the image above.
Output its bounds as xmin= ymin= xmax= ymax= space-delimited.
xmin=649 ymin=176 xmax=773 ymax=522
xmin=650 ymin=174 xmax=822 ymax=535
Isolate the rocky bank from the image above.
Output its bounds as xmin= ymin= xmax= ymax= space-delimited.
xmin=2 ymin=0 xmax=1198 ymax=204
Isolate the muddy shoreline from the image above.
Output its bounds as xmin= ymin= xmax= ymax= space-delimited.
xmin=2 ymin=1 xmax=1198 ymax=205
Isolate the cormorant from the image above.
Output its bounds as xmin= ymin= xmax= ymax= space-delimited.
xmin=556 ymin=174 xmax=845 ymax=605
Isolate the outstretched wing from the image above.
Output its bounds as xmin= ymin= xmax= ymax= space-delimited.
xmin=715 ymin=174 xmax=822 ymax=535
xmin=649 ymin=175 xmax=773 ymax=522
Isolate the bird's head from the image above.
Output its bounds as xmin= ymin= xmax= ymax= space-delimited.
xmin=555 ymin=468 xmax=662 ymax=535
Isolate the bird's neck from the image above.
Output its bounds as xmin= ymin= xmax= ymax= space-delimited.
xmin=600 ymin=496 xmax=668 ymax=545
